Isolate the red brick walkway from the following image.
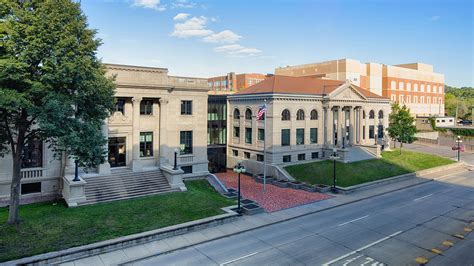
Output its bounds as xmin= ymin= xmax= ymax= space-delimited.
xmin=216 ymin=170 xmax=332 ymax=213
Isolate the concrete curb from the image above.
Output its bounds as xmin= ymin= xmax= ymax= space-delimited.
xmin=5 ymin=207 xmax=239 ymax=265
xmin=336 ymin=162 xmax=462 ymax=194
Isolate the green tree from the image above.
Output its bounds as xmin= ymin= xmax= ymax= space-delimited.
xmin=388 ymin=103 xmax=417 ymax=154
xmin=0 ymin=0 xmax=115 ymax=224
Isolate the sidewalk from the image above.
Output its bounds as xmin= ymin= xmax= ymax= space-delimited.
xmin=57 ymin=164 xmax=470 ymax=266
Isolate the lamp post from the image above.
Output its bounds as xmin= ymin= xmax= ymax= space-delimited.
xmin=456 ymin=136 xmax=462 ymax=162
xmin=329 ymin=148 xmax=340 ymax=193
xmin=173 ymin=148 xmax=179 ymax=170
xmin=233 ymin=161 xmax=246 ymax=215
xmin=73 ymin=159 xmax=80 ymax=182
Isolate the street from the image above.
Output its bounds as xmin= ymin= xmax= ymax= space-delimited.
xmin=130 ymin=168 xmax=474 ymax=266
xmin=404 ymin=142 xmax=474 ymax=166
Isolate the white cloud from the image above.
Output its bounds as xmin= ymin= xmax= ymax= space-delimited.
xmin=132 ymin=0 xmax=166 ymax=11
xmin=214 ymin=44 xmax=262 ymax=56
xmin=171 ymin=16 xmax=213 ymax=38
xmin=431 ymin=15 xmax=441 ymax=21
xmin=203 ymin=30 xmax=242 ymax=43
xmin=172 ymin=0 xmax=196 ymax=9
xmin=173 ymin=13 xmax=190 ymax=21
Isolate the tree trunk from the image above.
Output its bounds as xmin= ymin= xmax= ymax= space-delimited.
xmin=400 ymin=141 xmax=403 ymax=155
xmin=8 ymin=127 xmax=25 ymax=225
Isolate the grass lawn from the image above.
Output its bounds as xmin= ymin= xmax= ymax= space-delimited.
xmin=0 ymin=180 xmax=234 ymax=262
xmin=285 ymin=149 xmax=454 ymax=188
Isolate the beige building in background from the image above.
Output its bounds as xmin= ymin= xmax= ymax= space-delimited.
xmin=275 ymin=59 xmax=445 ymax=117
xmin=0 ymin=64 xmax=209 ymax=206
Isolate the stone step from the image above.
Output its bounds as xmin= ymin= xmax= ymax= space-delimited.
xmin=83 ymin=172 xmax=165 ymax=182
xmin=80 ymin=189 xmax=179 ymax=206
xmin=84 ymin=176 xmax=168 ymax=187
xmin=85 ymin=183 xmax=171 ymax=195
xmin=86 ymin=187 xmax=174 ymax=200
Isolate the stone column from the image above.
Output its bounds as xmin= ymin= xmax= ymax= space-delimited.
xmin=358 ymin=107 xmax=363 ymax=144
xmin=365 ymin=109 xmax=370 ymax=144
xmin=349 ymin=106 xmax=356 ymax=145
xmin=131 ymin=97 xmax=142 ymax=172
xmin=327 ymin=106 xmax=333 ymax=146
xmin=337 ymin=106 xmax=343 ymax=147
xmin=159 ymin=98 xmax=169 ymax=165
xmin=98 ymin=118 xmax=111 ymax=175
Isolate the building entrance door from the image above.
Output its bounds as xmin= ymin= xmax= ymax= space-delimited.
xmin=108 ymin=137 xmax=126 ymax=167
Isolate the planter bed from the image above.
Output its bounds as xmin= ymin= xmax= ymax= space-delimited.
xmin=288 ymin=181 xmax=303 ymax=189
xmin=300 ymin=184 xmax=318 ymax=192
xmin=272 ymin=179 xmax=290 ymax=188
xmin=315 ymin=184 xmax=331 ymax=193
xmin=255 ymin=175 xmax=275 ymax=184
xmin=242 ymin=203 xmax=264 ymax=215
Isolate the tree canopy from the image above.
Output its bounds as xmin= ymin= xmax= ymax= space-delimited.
xmin=388 ymin=103 xmax=417 ymax=153
xmin=0 ymin=0 xmax=115 ymax=224
xmin=444 ymin=85 xmax=474 ymax=120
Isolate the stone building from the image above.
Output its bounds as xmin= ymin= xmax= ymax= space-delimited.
xmin=0 ymin=64 xmax=209 ymax=206
xmin=227 ymin=75 xmax=391 ymax=174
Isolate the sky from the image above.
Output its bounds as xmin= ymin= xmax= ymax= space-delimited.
xmin=81 ymin=0 xmax=474 ymax=87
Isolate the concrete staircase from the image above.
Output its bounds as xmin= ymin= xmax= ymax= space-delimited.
xmin=80 ymin=169 xmax=178 ymax=205
xmin=345 ymin=146 xmax=377 ymax=162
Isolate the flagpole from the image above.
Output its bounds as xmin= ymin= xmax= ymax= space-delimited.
xmin=263 ymin=99 xmax=267 ymax=192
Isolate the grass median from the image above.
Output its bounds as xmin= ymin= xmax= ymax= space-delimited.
xmin=0 ymin=180 xmax=234 ymax=262
xmin=285 ymin=149 xmax=454 ymax=188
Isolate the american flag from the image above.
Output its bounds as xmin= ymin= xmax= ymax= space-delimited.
xmin=256 ymin=103 xmax=267 ymax=120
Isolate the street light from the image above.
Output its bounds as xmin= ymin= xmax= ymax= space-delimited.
xmin=173 ymin=148 xmax=179 ymax=170
xmin=233 ymin=161 xmax=246 ymax=215
xmin=456 ymin=136 xmax=462 ymax=162
xmin=329 ymin=148 xmax=340 ymax=193
xmin=73 ymin=159 xmax=80 ymax=182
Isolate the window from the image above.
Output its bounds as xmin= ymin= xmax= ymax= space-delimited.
xmin=180 ymin=131 xmax=193 ymax=155
xmin=427 ymin=97 xmax=431 ymax=104
xmin=22 ymin=138 xmax=43 ymax=168
xmin=296 ymin=128 xmax=305 ymax=145
xmin=406 ymin=83 xmax=411 ymax=91
xmin=399 ymin=95 xmax=404 ymax=103
xmin=310 ymin=128 xmax=318 ymax=144
xmin=140 ymin=132 xmax=153 ymax=157
xmin=283 ymin=155 xmax=291 ymax=163
xmin=298 ymin=154 xmax=306 ymax=161
xmin=414 ymin=96 xmax=418 ymax=103
xmin=433 ymin=86 xmax=437 ymax=93
xmin=369 ymin=125 xmax=374 ymax=139
xmin=427 ymin=85 xmax=431 ymax=93
xmin=244 ymin=152 xmax=251 ymax=159
xmin=398 ymin=82 xmax=404 ymax=90
xmin=310 ymin=109 xmax=318 ymax=120
xmin=245 ymin=128 xmax=252 ymax=144
xmin=378 ymin=110 xmax=383 ymax=119
xmin=369 ymin=110 xmax=375 ymax=119
xmin=421 ymin=96 xmax=425 ymax=104
xmin=414 ymin=84 xmax=418 ymax=92
xmin=391 ymin=81 xmax=396 ymax=90
xmin=21 ymin=182 xmax=41 ymax=195
xmin=311 ymin=152 xmax=319 ymax=159
xmin=181 ymin=100 xmax=192 ymax=115
xmin=140 ymin=99 xmax=153 ymax=115
xmin=181 ymin=166 xmax=192 ymax=174
xmin=257 ymin=154 xmax=264 ymax=162
xmin=281 ymin=129 xmax=290 ymax=146
xmin=232 ymin=150 xmax=238 ymax=156
xmin=378 ymin=125 xmax=383 ymax=138
xmin=115 ymin=99 xmax=125 ymax=114
xmin=391 ymin=95 xmax=396 ymax=101
xmin=233 ymin=109 xmax=240 ymax=120
xmin=245 ymin=108 xmax=252 ymax=120
xmin=296 ymin=109 xmax=305 ymax=120
xmin=258 ymin=128 xmax=265 ymax=141
xmin=282 ymin=109 xmax=290 ymax=121
xmin=234 ymin=126 xmax=240 ymax=138
xmin=421 ymin=84 xmax=425 ymax=92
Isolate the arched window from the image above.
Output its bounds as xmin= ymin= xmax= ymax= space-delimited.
xmin=296 ymin=109 xmax=305 ymax=120
xmin=233 ymin=109 xmax=240 ymax=120
xmin=310 ymin=109 xmax=318 ymax=120
xmin=378 ymin=110 xmax=383 ymax=119
xmin=281 ymin=109 xmax=290 ymax=121
xmin=369 ymin=110 xmax=375 ymax=119
xmin=245 ymin=108 xmax=252 ymax=120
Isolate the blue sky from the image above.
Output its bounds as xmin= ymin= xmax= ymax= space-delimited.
xmin=81 ymin=0 xmax=473 ymax=87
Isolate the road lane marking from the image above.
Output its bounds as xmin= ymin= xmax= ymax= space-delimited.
xmin=442 ymin=240 xmax=454 ymax=246
xmin=431 ymin=248 xmax=442 ymax=254
xmin=338 ymin=215 xmax=370 ymax=227
xmin=322 ymin=230 xmax=403 ymax=266
xmin=413 ymin=194 xmax=433 ymax=201
xmin=454 ymin=234 xmax=465 ymax=239
xmin=415 ymin=257 xmax=429 ymax=264
xmin=342 ymin=254 xmax=363 ymax=265
xmin=220 ymin=252 xmax=258 ymax=265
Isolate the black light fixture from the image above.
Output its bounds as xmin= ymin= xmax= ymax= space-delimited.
xmin=233 ymin=161 xmax=246 ymax=215
xmin=456 ymin=136 xmax=462 ymax=162
xmin=73 ymin=159 xmax=80 ymax=182
xmin=173 ymin=148 xmax=179 ymax=170
xmin=330 ymin=148 xmax=340 ymax=193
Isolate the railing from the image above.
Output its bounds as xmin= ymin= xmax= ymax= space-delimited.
xmin=179 ymin=156 xmax=194 ymax=163
xmin=20 ymin=168 xmax=44 ymax=179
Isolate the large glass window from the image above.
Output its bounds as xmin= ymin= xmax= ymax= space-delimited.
xmin=115 ymin=98 xmax=125 ymax=114
xmin=369 ymin=110 xmax=375 ymax=119
xmin=310 ymin=109 xmax=318 ymax=120
xmin=245 ymin=128 xmax=252 ymax=144
xmin=234 ymin=126 xmax=240 ymax=138
xmin=258 ymin=128 xmax=265 ymax=141
xmin=245 ymin=108 xmax=252 ymax=120
xmin=281 ymin=109 xmax=290 ymax=121
xmin=310 ymin=128 xmax=318 ymax=144
xmin=208 ymin=102 xmax=226 ymax=121
xmin=181 ymin=101 xmax=192 ymax=115
xmin=281 ymin=129 xmax=290 ymax=146
xmin=233 ymin=109 xmax=240 ymax=120
xmin=21 ymin=138 xmax=43 ymax=168
xmin=296 ymin=128 xmax=304 ymax=145
xmin=139 ymin=132 xmax=153 ymax=157
xmin=378 ymin=110 xmax=384 ymax=119
xmin=140 ymin=99 xmax=153 ymax=115
xmin=369 ymin=126 xmax=374 ymax=139
xmin=296 ymin=109 xmax=305 ymax=120
xmin=378 ymin=125 xmax=384 ymax=138
xmin=180 ymin=131 xmax=193 ymax=155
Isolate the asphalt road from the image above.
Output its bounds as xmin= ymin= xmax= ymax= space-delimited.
xmin=131 ymin=169 xmax=474 ymax=266
xmin=404 ymin=142 xmax=474 ymax=166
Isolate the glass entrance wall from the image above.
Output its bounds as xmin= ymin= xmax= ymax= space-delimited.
xmin=108 ymin=137 xmax=126 ymax=167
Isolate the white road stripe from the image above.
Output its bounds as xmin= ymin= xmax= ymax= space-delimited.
xmin=338 ymin=215 xmax=370 ymax=227
xmin=220 ymin=252 xmax=258 ymax=265
xmin=413 ymin=193 xmax=433 ymax=201
xmin=342 ymin=254 xmax=363 ymax=266
xmin=322 ymin=230 xmax=403 ymax=266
